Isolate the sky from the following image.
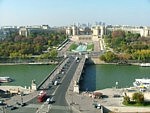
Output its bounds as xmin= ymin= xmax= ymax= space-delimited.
xmin=0 ymin=0 xmax=150 ymax=26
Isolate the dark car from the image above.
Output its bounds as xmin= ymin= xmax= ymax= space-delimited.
xmin=21 ymin=103 xmax=26 ymax=107
xmin=56 ymin=76 xmax=60 ymax=79
xmin=10 ymin=106 xmax=18 ymax=110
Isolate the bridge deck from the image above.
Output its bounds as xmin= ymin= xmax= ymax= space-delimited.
xmin=37 ymin=58 xmax=69 ymax=90
xmin=68 ymin=58 xmax=86 ymax=92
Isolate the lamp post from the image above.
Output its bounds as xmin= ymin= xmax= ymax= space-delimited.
xmin=20 ymin=93 xmax=23 ymax=105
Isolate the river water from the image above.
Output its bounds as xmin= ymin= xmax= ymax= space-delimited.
xmin=0 ymin=65 xmax=56 ymax=87
xmin=80 ymin=64 xmax=150 ymax=91
xmin=0 ymin=64 xmax=150 ymax=91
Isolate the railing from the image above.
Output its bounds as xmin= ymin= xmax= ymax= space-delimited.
xmin=37 ymin=57 xmax=67 ymax=90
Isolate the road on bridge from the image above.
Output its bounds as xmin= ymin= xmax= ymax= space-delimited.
xmin=48 ymin=56 xmax=80 ymax=113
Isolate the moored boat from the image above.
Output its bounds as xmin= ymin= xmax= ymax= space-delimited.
xmin=0 ymin=77 xmax=13 ymax=83
xmin=133 ymin=78 xmax=150 ymax=89
xmin=140 ymin=63 xmax=150 ymax=67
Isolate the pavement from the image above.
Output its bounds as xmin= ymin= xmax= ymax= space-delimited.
xmin=66 ymin=87 xmax=150 ymax=113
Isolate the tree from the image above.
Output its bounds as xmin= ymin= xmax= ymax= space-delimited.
xmin=99 ymin=51 xmax=118 ymax=62
xmin=105 ymin=51 xmax=118 ymax=62
xmin=123 ymin=96 xmax=130 ymax=105
xmin=132 ymin=92 xmax=144 ymax=104
xmin=50 ymin=49 xmax=58 ymax=58
xmin=112 ymin=30 xmax=125 ymax=39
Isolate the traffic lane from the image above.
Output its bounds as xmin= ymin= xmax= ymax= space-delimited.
xmin=38 ymin=57 xmax=70 ymax=90
xmin=52 ymin=59 xmax=79 ymax=106
xmin=27 ymin=57 xmax=75 ymax=105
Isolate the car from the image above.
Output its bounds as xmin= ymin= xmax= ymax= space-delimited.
xmin=54 ymin=80 xmax=58 ymax=85
xmin=46 ymin=97 xmax=55 ymax=104
xmin=56 ymin=76 xmax=60 ymax=79
xmin=0 ymin=100 xmax=4 ymax=105
xmin=21 ymin=103 xmax=26 ymax=107
xmin=94 ymin=103 xmax=101 ymax=109
xmin=113 ymin=94 xmax=121 ymax=98
xmin=61 ymin=71 xmax=65 ymax=74
xmin=10 ymin=106 xmax=18 ymax=110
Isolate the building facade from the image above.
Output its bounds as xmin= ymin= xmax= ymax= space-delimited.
xmin=66 ymin=24 xmax=150 ymax=42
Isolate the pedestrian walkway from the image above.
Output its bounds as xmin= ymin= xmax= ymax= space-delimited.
xmin=51 ymin=105 xmax=70 ymax=110
xmin=25 ymin=104 xmax=41 ymax=108
xmin=106 ymin=106 xmax=150 ymax=113
xmin=36 ymin=102 xmax=51 ymax=113
xmin=6 ymin=91 xmax=40 ymax=106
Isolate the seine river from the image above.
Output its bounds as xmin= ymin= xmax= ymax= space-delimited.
xmin=0 ymin=64 xmax=150 ymax=91
xmin=80 ymin=64 xmax=150 ymax=91
xmin=0 ymin=65 xmax=56 ymax=87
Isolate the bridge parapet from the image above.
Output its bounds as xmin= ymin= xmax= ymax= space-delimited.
xmin=73 ymin=58 xmax=86 ymax=93
xmin=37 ymin=58 xmax=69 ymax=90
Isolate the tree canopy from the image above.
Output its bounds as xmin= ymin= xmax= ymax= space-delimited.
xmin=103 ymin=30 xmax=150 ymax=62
xmin=0 ymin=30 xmax=66 ymax=60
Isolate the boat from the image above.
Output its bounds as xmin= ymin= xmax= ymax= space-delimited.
xmin=0 ymin=77 xmax=13 ymax=83
xmin=133 ymin=78 xmax=150 ymax=89
xmin=140 ymin=63 xmax=150 ymax=67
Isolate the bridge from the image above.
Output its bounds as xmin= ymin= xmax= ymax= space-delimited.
xmin=35 ymin=55 xmax=104 ymax=113
xmin=34 ymin=56 xmax=90 ymax=113
xmin=37 ymin=55 xmax=87 ymax=93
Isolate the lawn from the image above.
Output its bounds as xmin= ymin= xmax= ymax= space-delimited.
xmin=123 ymin=101 xmax=150 ymax=107
xmin=87 ymin=43 xmax=94 ymax=51
xmin=68 ymin=43 xmax=78 ymax=51
xmin=68 ymin=43 xmax=94 ymax=52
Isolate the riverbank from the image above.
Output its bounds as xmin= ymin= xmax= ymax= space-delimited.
xmin=86 ymin=57 xmax=143 ymax=66
xmin=66 ymin=86 xmax=150 ymax=113
xmin=0 ymin=62 xmax=58 ymax=65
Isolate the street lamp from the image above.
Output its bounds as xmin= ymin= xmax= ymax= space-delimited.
xmin=20 ymin=93 xmax=23 ymax=105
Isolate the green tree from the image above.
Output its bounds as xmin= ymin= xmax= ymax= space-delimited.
xmin=123 ymin=96 xmax=130 ymax=105
xmin=105 ymin=51 xmax=117 ymax=62
xmin=50 ymin=49 xmax=58 ymax=58
xmin=132 ymin=92 xmax=144 ymax=104
xmin=99 ymin=51 xmax=118 ymax=62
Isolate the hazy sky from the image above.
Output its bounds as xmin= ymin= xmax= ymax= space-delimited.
xmin=0 ymin=0 xmax=150 ymax=26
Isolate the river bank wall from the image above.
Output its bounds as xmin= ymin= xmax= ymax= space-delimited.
xmin=87 ymin=57 xmax=141 ymax=66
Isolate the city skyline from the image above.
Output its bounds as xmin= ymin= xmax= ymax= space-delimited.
xmin=0 ymin=0 xmax=150 ymax=27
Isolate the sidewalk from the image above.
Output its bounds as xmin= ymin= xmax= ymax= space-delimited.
xmin=5 ymin=91 xmax=40 ymax=106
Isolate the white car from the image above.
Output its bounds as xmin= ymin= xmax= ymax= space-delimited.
xmin=46 ymin=97 xmax=54 ymax=104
